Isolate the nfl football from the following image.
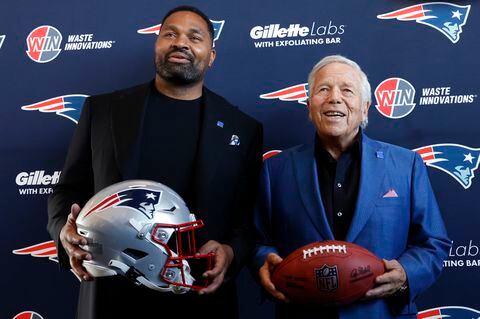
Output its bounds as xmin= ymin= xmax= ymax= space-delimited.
xmin=271 ymin=240 xmax=384 ymax=306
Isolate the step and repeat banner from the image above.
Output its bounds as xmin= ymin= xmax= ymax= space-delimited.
xmin=1 ymin=0 xmax=479 ymax=318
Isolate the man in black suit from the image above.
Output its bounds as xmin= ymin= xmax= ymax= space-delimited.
xmin=47 ymin=5 xmax=263 ymax=318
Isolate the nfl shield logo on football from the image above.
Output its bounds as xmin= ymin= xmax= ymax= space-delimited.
xmin=315 ymin=264 xmax=339 ymax=292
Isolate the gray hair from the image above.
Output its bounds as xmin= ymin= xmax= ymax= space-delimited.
xmin=307 ymin=55 xmax=371 ymax=129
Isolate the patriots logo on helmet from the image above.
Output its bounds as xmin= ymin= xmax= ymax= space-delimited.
xmin=378 ymin=3 xmax=471 ymax=44
xmin=414 ymin=144 xmax=480 ymax=189
xmin=21 ymin=94 xmax=88 ymax=124
xmin=417 ymin=305 xmax=480 ymax=319
xmin=260 ymin=83 xmax=309 ymax=105
xmin=13 ymin=311 xmax=45 ymax=319
xmin=137 ymin=20 xmax=225 ymax=46
xmin=84 ymin=188 xmax=164 ymax=219
xmin=12 ymin=241 xmax=81 ymax=281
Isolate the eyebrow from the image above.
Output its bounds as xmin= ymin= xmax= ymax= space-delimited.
xmin=317 ymin=82 xmax=356 ymax=89
xmin=162 ymin=24 xmax=206 ymax=36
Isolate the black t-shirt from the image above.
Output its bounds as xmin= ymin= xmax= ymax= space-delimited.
xmin=138 ymin=85 xmax=202 ymax=204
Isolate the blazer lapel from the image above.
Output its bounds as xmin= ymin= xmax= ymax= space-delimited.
xmin=346 ymin=134 xmax=386 ymax=242
xmin=111 ymin=83 xmax=150 ymax=180
xmin=191 ymin=88 xmax=230 ymax=206
xmin=293 ymin=146 xmax=334 ymax=240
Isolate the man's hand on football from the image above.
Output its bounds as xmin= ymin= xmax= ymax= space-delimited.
xmin=259 ymin=253 xmax=289 ymax=302
xmin=365 ymin=259 xmax=407 ymax=299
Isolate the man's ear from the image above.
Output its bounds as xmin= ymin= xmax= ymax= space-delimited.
xmin=306 ymin=98 xmax=313 ymax=121
xmin=208 ymin=49 xmax=216 ymax=67
xmin=363 ymin=101 xmax=371 ymax=119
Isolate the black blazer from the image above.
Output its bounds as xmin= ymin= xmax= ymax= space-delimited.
xmin=47 ymin=82 xmax=263 ymax=318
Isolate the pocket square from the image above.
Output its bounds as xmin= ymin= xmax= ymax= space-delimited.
xmin=382 ymin=189 xmax=398 ymax=198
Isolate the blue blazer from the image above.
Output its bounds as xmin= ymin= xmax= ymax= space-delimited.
xmin=253 ymin=134 xmax=451 ymax=319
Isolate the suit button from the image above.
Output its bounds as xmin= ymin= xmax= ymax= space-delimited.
xmin=337 ymin=183 xmax=342 ymax=188
xmin=337 ymin=211 xmax=343 ymax=217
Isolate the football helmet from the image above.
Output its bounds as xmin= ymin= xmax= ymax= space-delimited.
xmin=76 ymin=180 xmax=213 ymax=294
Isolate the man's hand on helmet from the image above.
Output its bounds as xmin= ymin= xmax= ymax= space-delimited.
xmin=197 ymin=240 xmax=233 ymax=295
xmin=59 ymin=203 xmax=93 ymax=281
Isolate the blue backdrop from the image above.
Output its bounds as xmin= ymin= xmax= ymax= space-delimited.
xmin=2 ymin=0 xmax=479 ymax=318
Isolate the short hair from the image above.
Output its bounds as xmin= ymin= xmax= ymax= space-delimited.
xmin=161 ymin=5 xmax=214 ymax=45
xmin=307 ymin=55 xmax=372 ymax=128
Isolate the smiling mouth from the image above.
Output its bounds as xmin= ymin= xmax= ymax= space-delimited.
xmin=323 ymin=111 xmax=346 ymax=118
xmin=167 ymin=52 xmax=193 ymax=64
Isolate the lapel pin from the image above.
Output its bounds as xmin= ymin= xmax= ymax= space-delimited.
xmin=216 ymin=121 xmax=224 ymax=128
xmin=376 ymin=151 xmax=384 ymax=159
xmin=229 ymin=135 xmax=240 ymax=146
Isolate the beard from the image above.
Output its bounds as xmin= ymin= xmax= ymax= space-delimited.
xmin=155 ymin=50 xmax=205 ymax=85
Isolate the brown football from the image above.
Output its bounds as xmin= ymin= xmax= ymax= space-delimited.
xmin=271 ymin=240 xmax=384 ymax=306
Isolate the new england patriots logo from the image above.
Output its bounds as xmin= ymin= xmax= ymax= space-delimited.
xmin=84 ymin=188 xmax=163 ymax=219
xmin=414 ymin=144 xmax=480 ymax=189
xmin=137 ymin=20 xmax=225 ymax=46
xmin=13 ymin=240 xmax=58 ymax=261
xmin=21 ymin=94 xmax=88 ymax=124
xmin=13 ymin=241 xmax=81 ymax=281
xmin=417 ymin=305 xmax=480 ymax=319
xmin=378 ymin=3 xmax=471 ymax=44
xmin=260 ymin=83 xmax=309 ymax=105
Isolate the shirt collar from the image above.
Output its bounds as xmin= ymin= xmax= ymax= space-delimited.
xmin=314 ymin=130 xmax=363 ymax=163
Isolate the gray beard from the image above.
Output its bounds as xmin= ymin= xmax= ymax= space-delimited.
xmin=156 ymin=60 xmax=203 ymax=85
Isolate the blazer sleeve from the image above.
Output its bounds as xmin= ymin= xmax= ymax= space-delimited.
xmin=397 ymin=152 xmax=451 ymax=302
xmin=225 ymin=122 xmax=263 ymax=274
xmin=252 ymin=160 xmax=280 ymax=275
xmin=47 ymin=98 xmax=95 ymax=269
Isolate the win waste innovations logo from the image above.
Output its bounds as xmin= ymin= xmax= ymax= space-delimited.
xmin=374 ymin=77 xmax=477 ymax=119
xmin=26 ymin=25 xmax=115 ymax=63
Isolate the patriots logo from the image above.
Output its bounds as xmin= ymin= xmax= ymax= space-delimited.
xmin=414 ymin=144 xmax=480 ymax=189
xmin=417 ymin=305 xmax=480 ymax=319
xmin=84 ymin=188 xmax=164 ymax=219
xmin=260 ymin=83 xmax=309 ymax=105
xmin=378 ymin=3 xmax=471 ymax=44
xmin=137 ymin=20 xmax=225 ymax=46
xmin=12 ymin=240 xmax=81 ymax=281
xmin=21 ymin=94 xmax=88 ymax=124
xmin=13 ymin=240 xmax=58 ymax=261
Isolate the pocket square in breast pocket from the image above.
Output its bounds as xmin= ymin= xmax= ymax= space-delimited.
xmin=382 ymin=189 xmax=399 ymax=198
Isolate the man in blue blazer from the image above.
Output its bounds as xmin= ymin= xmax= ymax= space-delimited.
xmin=253 ymin=55 xmax=450 ymax=319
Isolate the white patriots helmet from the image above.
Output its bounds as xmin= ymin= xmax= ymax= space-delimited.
xmin=76 ymin=180 xmax=213 ymax=294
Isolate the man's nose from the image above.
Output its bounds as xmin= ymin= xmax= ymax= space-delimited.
xmin=329 ymin=87 xmax=342 ymax=104
xmin=172 ymin=34 xmax=189 ymax=49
